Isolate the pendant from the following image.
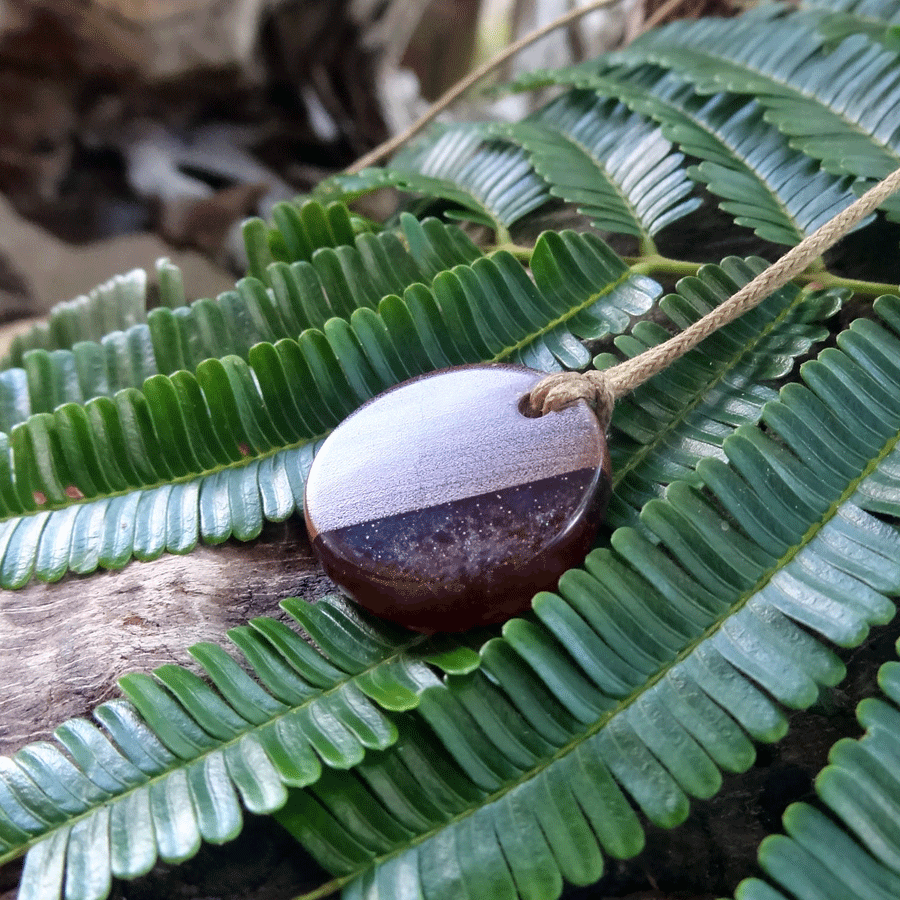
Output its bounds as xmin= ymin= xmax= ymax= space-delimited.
xmin=303 ymin=364 xmax=611 ymax=633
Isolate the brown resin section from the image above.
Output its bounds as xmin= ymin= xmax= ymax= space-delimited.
xmin=304 ymin=364 xmax=611 ymax=632
xmin=313 ymin=466 xmax=610 ymax=632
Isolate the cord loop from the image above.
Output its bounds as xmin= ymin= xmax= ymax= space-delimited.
xmin=525 ymin=166 xmax=900 ymax=430
xmin=525 ymin=370 xmax=615 ymax=427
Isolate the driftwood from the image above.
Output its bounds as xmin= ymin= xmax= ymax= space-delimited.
xmin=0 ymin=517 xmax=334 ymax=756
xmin=0 ymin=515 xmax=894 ymax=898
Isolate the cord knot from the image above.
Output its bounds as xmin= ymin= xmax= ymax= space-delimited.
xmin=524 ymin=370 xmax=615 ymax=427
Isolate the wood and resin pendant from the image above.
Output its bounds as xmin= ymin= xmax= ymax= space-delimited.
xmin=303 ymin=364 xmax=611 ymax=633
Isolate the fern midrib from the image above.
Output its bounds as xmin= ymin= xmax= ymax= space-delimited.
xmin=294 ymin=399 xmax=900 ymax=900
xmin=0 ymin=427 xmax=335 ymax=527
xmin=529 ymin=126 xmax=656 ymax=245
xmin=610 ymin=282 xmax=807 ymax=492
xmin=628 ymin=43 xmax=900 ymax=172
xmin=488 ymin=265 xmax=637 ymax=364
xmin=0 ymin=633 xmax=432 ymax=869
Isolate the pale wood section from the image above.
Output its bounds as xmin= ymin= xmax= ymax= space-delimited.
xmin=0 ymin=518 xmax=333 ymax=756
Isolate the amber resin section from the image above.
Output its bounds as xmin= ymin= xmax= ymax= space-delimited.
xmin=304 ymin=364 xmax=611 ymax=633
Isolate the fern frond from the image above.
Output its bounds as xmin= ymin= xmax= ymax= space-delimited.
xmin=601 ymin=258 xmax=845 ymax=529
xmin=0 ymin=214 xmax=481 ymax=433
xmin=641 ymin=77 xmax=867 ymax=245
xmin=802 ymin=0 xmax=900 ymax=47
xmin=241 ymin=197 xmax=363 ymax=281
xmin=6 ymin=595 xmax=480 ymax=900
xmin=501 ymin=93 xmax=701 ymax=241
xmin=317 ymin=127 xmax=551 ymax=239
xmin=278 ymin=293 xmax=900 ymax=900
xmin=499 ymin=62 xmax=865 ymax=245
xmin=0 ymin=230 xmax=657 ymax=586
xmin=610 ymin=15 xmax=900 ymax=215
xmin=734 ymin=644 xmax=900 ymax=900
xmin=0 ymin=271 xmax=151 ymax=371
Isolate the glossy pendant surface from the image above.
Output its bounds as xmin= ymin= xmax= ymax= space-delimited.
xmin=304 ymin=364 xmax=611 ymax=633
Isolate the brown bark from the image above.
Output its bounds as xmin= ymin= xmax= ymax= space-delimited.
xmin=0 ymin=518 xmax=333 ymax=756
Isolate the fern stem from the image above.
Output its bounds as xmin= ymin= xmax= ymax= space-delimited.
xmin=488 ymin=242 xmax=534 ymax=262
xmin=638 ymin=234 xmax=659 ymax=257
xmin=626 ymin=254 xmax=701 ymax=278
xmin=628 ymin=255 xmax=899 ymax=298
xmin=796 ymin=271 xmax=900 ymax=297
xmin=291 ymin=875 xmax=350 ymax=900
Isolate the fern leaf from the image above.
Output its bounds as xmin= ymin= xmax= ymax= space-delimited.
xmin=609 ymin=14 xmax=900 ymax=216
xmin=242 ymin=198 xmax=363 ymax=281
xmin=601 ymin=257 xmax=844 ymax=529
xmin=6 ymin=594 xmax=481 ymax=900
xmin=0 ymin=230 xmax=657 ymax=587
xmin=641 ymin=77 xmax=867 ymax=245
xmin=502 ymin=93 xmax=700 ymax=240
xmin=0 ymin=270 xmax=150 ymax=371
xmin=0 ymin=214 xmax=481 ymax=433
xmin=802 ymin=0 xmax=900 ymax=48
xmin=503 ymin=64 xmax=866 ymax=245
xmin=317 ymin=127 xmax=551 ymax=239
xmin=734 ymin=648 xmax=900 ymax=900
xmin=277 ymin=294 xmax=900 ymax=900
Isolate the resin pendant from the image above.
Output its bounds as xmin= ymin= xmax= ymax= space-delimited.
xmin=303 ymin=364 xmax=611 ymax=633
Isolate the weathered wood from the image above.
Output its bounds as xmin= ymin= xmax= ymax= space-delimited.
xmin=0 ymin=517 xmax=334 ymax=756
xmin=4 ymin=0 xmax=276 ymax=79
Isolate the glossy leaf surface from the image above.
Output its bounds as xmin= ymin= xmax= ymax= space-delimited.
xmin=277 ymin=294 xmax=900 ymax=900
xmin=10 ymin=595 xmax=481 ymax=900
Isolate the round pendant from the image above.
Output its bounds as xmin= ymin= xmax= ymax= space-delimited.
xmin=303 ymin=364 xmax=611 ymax=633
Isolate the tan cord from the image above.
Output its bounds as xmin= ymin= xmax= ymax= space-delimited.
xmin=344 ymin=0 xmax=628 ymax=175
xmin=526 ymin=166 xmax=900 ymax=421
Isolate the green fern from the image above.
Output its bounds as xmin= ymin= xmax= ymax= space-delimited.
xmin=276 ymin=293 xmax=900 ymax=900
xmin=318 ymin=127 xmax=551 ymax=240
xmin=0 ymin=227 xmax=656 ymax=588
xmin=500 ymin=93 xmax=700 ymax=242
xmin=5 ymin=595 xmax=480 ymax=899
xmin=735 ymin=640 xmax=900 ymax=900
xmin=502 ymin=66 xmax=869 ymax=246
xmin=3 ymin=3 xmax=900 ymax=900
xmin=609 ymin=11 xmax=900 ymax=215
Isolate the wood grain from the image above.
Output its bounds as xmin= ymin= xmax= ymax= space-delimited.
xmin=305 ymin=365 xmax=605 ymax=532
xmin=0 ymin=518 xmax=332 ymax=756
